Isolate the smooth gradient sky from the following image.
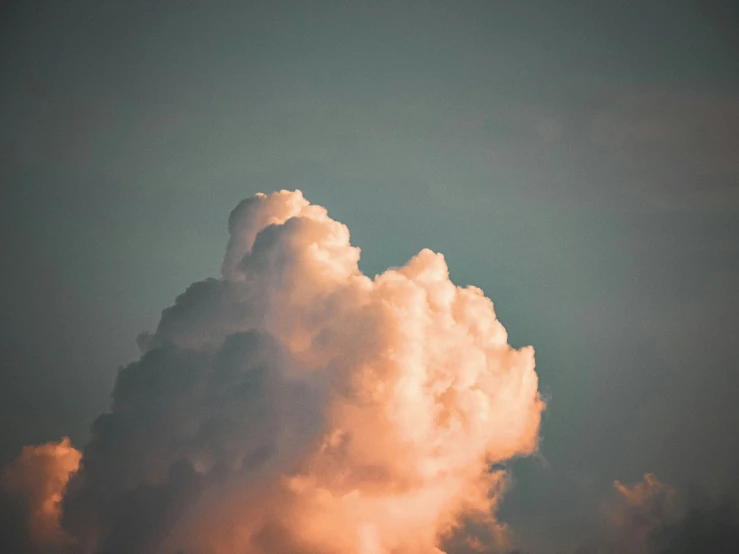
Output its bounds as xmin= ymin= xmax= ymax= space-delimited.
xmin=2 ymin=1 xmax=738 ymax=552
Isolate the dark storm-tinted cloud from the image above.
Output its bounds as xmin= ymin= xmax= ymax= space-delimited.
xmin=651 ymin=494 xmax=739 ymax=554
xmin=504 ymin=476 xmax=739 ymax=554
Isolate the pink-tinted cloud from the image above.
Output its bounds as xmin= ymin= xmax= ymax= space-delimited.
xmin=604 ymin=473 xmax=683 ymax=554
xmin=1 ymin=438 xmax=81 ymax=550
xmin=3 ymin=191 xmax=544 ymax=553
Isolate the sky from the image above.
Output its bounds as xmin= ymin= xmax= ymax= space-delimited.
xmin=1 ymin=1 xmax=738 ymax=553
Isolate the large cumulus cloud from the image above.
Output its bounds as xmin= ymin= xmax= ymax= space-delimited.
xmin=3 ymin=190 xmax=544 ymax=554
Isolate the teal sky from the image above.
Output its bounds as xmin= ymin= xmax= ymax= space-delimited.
xmin=1 ymin=1 xmax=738 ymax=552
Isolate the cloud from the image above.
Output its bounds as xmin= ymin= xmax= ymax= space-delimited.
xmin=651 ymin=493 xmax=739 ymax=554
xmin=0 ymin=438 xmax=81 ymax=553
xmin=609 ymin=473 xmax=739 ymax=554
xmin=4 ymin=190 xmax=544 ymax=553
xmin=550 ymin=474 xmax=739 ymax=554
xmin=607 ymin=474 xmax=683 ymax=554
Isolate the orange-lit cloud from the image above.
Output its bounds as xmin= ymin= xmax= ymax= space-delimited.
xmin=4 ymin=190 xmax=544 ymax=553
xmin=1 ymin=438 xmax=81 ymax=550
xmin=605 ymin=473 xmax=683 ymax=554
